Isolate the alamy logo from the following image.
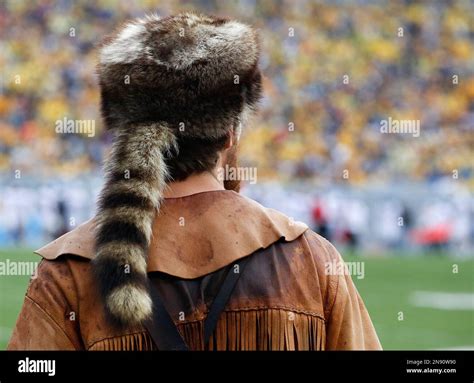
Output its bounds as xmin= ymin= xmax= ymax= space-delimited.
xmin=0 ymin=259 xmax=38 ymax=279
xmin=55 ymin=117 xmax=95 ymax=137
xmin=380 ymin=117 xmax=420 ymax=137
xmin=324 ymin=260 xmax=365 ymax=280
xmin=217 ymin=165 xmax=258 ymax=184
xmin=18 ymin=358 xmax=56 ymax=376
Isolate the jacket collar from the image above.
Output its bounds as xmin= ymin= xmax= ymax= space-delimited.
xmin=35 ymin=190 xmax=308 ymax=278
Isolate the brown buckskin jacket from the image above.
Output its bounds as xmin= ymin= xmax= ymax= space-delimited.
xmin=8 ymin=190 xmax=381 ymax=351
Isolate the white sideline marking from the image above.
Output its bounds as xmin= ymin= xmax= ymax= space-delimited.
xmin=410 ymin=291 xmax=474 ymax=310
xmin=433 ymin=345 xmax=474 ymax=350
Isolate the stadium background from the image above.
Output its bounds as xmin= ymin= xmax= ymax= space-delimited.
xmin=0 ymin=0 xmax=473 ymax=349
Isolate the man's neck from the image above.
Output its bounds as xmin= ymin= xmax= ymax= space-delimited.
xmin=163 ymin=171 xmax=224 ymax=199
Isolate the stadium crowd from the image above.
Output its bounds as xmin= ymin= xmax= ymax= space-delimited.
xmin=1 ymin=0 xmax=472 ymax=185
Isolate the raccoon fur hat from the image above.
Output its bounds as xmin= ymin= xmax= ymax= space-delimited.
xmin=93 ymin=12 xmax=262 ymax=327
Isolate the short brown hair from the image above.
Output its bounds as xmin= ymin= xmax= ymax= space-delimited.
xmin=164 ymin=133 xmax=230 ymax=181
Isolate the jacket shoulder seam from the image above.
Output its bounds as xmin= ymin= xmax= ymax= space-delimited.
xmin=23 ymin=295 xmax=78 ymax=350
xmin=302 ymin=231 xmax=340 ymax=320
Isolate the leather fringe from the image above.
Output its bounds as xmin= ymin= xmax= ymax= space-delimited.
xmin=89 ymin=309 xmax=325 ymax=351
xmin=89 ymin=332 xmax=157 ymax=351
xmin=181 ymin=309 xmax=326 ymax=351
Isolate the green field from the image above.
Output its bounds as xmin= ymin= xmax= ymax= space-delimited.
xmin=0 ymin=248 xmax=472 ymax=350
xmin=351 ymin=254 xmax=473 ymax=350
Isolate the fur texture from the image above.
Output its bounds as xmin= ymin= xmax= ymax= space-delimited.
xmin=93 ymin=12 xmax=262 ymax=326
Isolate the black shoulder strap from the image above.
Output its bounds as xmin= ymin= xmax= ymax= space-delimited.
xmin=203 ymin=256 xmax=250 ymax=347
xmin=145 ymin=282 xmax=189 ymax=351
xmin=145 ymin=256 xmax=250 ymax=351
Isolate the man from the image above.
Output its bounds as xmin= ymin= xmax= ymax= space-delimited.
xmin=8 ymin=13 xmax=381 ymax=350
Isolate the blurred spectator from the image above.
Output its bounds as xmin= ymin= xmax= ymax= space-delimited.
xmin=0 ymin=1 xmax=472 ymax=252
xmin=0 ymin=0 xmax=472 ymax=185
xmin=311 ymin=199 xmax=331 ymax=240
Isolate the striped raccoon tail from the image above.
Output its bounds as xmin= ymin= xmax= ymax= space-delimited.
xmin=92 ymin=123 xmax=176 ymax=327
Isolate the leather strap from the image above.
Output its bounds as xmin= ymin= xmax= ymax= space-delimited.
xmin=203 ymin=256 xmax=250 ymax=347
xmin=145 ymin=256 xmax=250 ymax=350
xmin=145 ymin=281 xmax=189 ymax=351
